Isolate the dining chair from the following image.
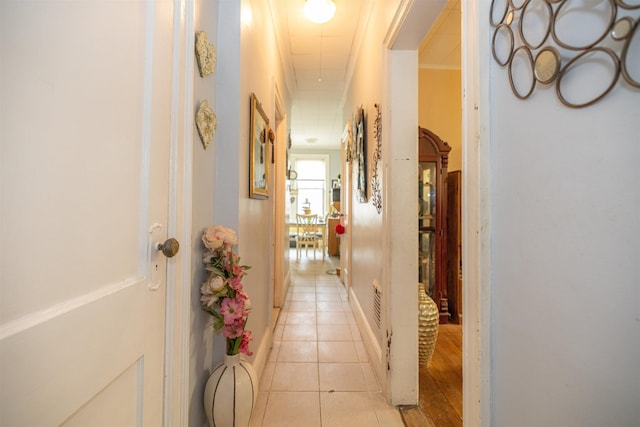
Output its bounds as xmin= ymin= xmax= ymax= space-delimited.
xmin=295 ymin=214 xmax=323 ymax=260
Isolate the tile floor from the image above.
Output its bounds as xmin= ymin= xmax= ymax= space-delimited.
xmin=249 ymin=252 xmax=405 ymax=427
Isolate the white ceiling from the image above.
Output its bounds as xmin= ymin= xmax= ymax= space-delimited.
xmin=419 ymin=0 xmax=461 ymax=69
xmin=270 ymin=0 xmax=461 ymax=150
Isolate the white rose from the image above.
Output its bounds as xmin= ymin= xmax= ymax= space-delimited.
xmin=202 ymin=251 xmax=215 ymax=264
xmin=202 ymin=226 xmax=224 ymax=250
xmin=200 ymin=292 xmax=218 ymax=308
xmin=207 ymin=275 xmax=225 ymax=292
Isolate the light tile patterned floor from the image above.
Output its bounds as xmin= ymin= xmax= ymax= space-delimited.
xmin=249 ymin=253 xmax=405 ymax=427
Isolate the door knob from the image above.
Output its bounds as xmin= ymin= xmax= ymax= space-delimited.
xmin=157 ymin=238 xmax=180 ymax=258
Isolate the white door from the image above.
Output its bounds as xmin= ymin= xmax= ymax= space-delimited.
xmin=0 ymin=1 xmax=177 ymax=425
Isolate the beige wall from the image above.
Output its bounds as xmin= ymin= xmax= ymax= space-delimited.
xmin=418 ymin=67 xmax=462 ymax=172
xmin=343 ymin=2 xmax=398 ymax=352
xmin=215 ymin=0 xmax=290 ymax=387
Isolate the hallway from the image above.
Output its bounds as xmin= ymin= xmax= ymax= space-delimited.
xmin=249 ymin=253 xmax=404 ymax=427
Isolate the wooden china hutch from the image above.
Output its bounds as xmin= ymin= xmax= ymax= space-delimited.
xmin=418 ymin=127 xmax=451 ymax=323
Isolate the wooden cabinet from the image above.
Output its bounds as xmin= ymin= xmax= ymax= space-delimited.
xmin=418 ymin=127 xmax=451 ymax=323
xmin=447 ymin=170 xmax=462 ymax=324
xmin=327 ymin=217 xmax=340 ymax=256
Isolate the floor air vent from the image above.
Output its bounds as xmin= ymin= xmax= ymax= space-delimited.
xmin=373 ymin=280 xmax=382 ymax=330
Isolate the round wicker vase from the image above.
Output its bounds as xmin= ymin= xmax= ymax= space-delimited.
xmin=204 ymin=353 xmax=258 ymax=427
xmin=418 ymin=283 xmax=439 ymax=366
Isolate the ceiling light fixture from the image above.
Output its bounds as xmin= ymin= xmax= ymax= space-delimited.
xmin=304 ymin=0 xmax=336 ymax=24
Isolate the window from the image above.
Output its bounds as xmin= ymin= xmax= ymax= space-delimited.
xmin=289 ymin=155 xmax=329 ymax=218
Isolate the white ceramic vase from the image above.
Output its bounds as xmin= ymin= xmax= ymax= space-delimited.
xmin=204 ymin=353 xmax=258 ymax=427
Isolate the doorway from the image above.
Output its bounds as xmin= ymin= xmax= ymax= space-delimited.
xmin=273 ymin=85 xmax=289 ymax=327
xmin=411 ymin=2 xmax=464 ymax=424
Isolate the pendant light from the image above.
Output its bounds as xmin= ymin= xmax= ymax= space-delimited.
xmin=304 ymin=0 xmax=336 ymax=24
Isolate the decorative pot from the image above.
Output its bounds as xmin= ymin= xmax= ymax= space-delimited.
xmin=418 ymin=283 xmax=439 ymax=366
xmin=204 ymin=353 xmax=258 ymax=427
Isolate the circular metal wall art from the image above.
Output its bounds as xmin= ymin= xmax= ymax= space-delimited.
xmin=490 ymin=0 xmax=640 ymax=107
xmin=509 ymin=46 xmax=536 ymax=99
xmin=612 ymin=17 xmax=635 ymax=40
xmin=551 ymin=0 xmax=617 ymax=51
xmin=616 ymin=0 xmax=640 ymax=9
xmin=509 ymin=0 xmax=528 ymax=11
xmin=519 ymin=0 xmax=552 ymax=50
xmin=492 ymin=24 xmax=515 ymax=66
xmin=621 ymin=17 xmax=640 ymax=87
xmin=490 ymin=0 xmax=510 ymax=27
xmin=556 ymin=47 xmax=621 ymax=108
xmin=535 ymin=47 xmax=561 ymax=84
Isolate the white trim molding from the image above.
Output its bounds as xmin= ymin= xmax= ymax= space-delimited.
xmin=462 ymin=1 xmax=492 ymax=425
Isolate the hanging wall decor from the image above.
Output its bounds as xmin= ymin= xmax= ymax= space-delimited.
xmin=195 ymin=31 xmax=216 ymax=77
xmin=490 ymin=0 xmax=640 ymax=108
xmin=355 ymin=106 xmax=367 ymax=203
xmin=196 ymin=100 xmax=216 ymax=149
xmin=344 ymin=118 xmax=354 ymax=163
xmin=269 ymin=129 xmax=276 ymax=164
xmin=370 ymin=104 xmax=382 ymax=214
xmin=249 ymin=93 xmax=270 ymax=199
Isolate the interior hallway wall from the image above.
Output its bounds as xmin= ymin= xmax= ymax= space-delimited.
xmin=189 ymin=0 xmax=219 ymax=425
xmin=215 ymin=0 xmax=290 ymax=392
xmin=486 ymin=4 xmax=640 ymax=424
xmin=418 ymin=67 xmax=462 ymax=172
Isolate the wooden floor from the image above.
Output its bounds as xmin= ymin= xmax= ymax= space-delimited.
xmin=400 ymin=324 xmax=462 ymax=427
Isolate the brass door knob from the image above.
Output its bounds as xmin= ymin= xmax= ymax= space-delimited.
xmin=157 ymin=238 xmax=180 ymax=258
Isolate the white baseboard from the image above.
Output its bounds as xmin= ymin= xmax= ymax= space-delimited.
xmin=251 ymin=326 xmax=272 ymax=388
xmin=348 ymin=287 xmax=384 ymax=390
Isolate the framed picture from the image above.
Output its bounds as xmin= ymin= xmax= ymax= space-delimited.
xmin=355 ymin=106 xmax=367 ymax=203
xmin=249 ymin=93 xmax=269 ymax=199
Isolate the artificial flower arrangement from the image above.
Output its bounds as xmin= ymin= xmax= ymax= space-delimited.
xmin=200 ymin=225 xmax=253 ymax=356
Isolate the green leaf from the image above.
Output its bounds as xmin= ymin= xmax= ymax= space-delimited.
xmin=205 ymin=266 xmax=224 ymax=276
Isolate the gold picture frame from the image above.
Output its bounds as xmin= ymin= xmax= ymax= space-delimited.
xmin=249 ymin=93 xmax=270 ymax=199
xmin=355 ymin=106 xmax=367 ymax=203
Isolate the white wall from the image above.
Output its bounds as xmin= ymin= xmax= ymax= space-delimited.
xmin=190 ymin=1 xmax=219 ymax=425
xmin=343 ymin=1 xmax=389 ymax=353
xmin=343 ymin=0 xmax=448 ymax=405
xmin=486 ymin=7 xmax=640 ymax=426
xmin=215 ymin=0 xmax=290 ymax=385
xmin=344 ymin=0 xmax=434 ymax=405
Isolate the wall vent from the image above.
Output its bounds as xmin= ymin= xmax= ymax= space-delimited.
xmin=373 ymin=280 xmax=382 ymax=330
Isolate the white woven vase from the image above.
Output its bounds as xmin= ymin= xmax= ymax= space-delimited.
xmin=204 ymin=353 xmax=258 ymax=427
